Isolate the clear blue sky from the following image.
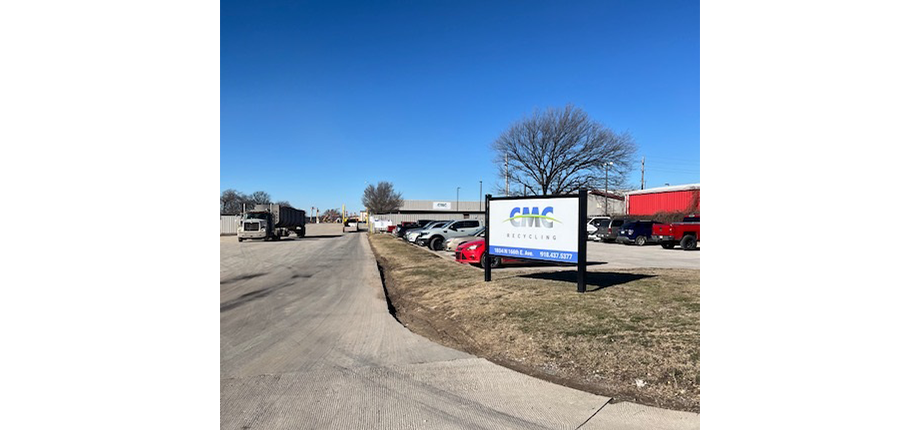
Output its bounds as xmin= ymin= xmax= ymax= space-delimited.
xmin=221 ymin=0 xmax=699 ymax=213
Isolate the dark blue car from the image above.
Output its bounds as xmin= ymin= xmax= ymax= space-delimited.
xmin=615 ymin=220 xmax=661 ymax=246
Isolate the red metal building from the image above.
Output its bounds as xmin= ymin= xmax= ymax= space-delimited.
xmin=626 ymin=184 xmax=700 ymax=215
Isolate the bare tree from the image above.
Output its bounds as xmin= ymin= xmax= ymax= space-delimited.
xmin=274 ymin=200 xmax=292 ymax=208
xmin=362 ymin=181 xmax=404 ymax=214
xmin=321 ymin=208 xmax=341 ymax=222
xmin=220 ymin=189 xmax=246 ymax=214
xmin=492 ymin=104 xmax=637 ymax=195
xmin=247 ymin=191 xmax=272 ymax=205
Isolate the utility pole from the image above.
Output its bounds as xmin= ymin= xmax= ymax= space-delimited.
xmin=505 ymin=153 xmax=509 ymax=195
xmin=604 ymin=162 xmax=610 ymax=216
xmin=456 ymin=187 xmax=460 ymax=211
xmin=641 ymin=156 xmax=646 ymax=190
xmin=479 ymin=180 xmax=482 ymax=211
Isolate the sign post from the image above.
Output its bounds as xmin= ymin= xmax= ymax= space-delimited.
xmin=484 ymin=189 xmax=587 ymax=292
xmin=484 ymin=194 xmax=492 ymax=282
xmin=577 ymin=188 xmax=587 ymax=293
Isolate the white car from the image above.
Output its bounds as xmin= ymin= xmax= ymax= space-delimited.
xmin=587 ymin=217 xmax=611 ymax=236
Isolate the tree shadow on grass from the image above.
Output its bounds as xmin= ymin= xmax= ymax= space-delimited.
xmin=518 ymin=270 xmax=655 ymax=292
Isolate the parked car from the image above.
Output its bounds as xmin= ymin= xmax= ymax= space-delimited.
xmin=593 ymin=219 xmax=612 ymax=242
xmin=394 ymin=222 xmax=420 ymax=238
xmin=586 ymin=217 xmax=610 ymax=236
xmin=418 ymin=219 xmax=483 ymax=250
xmin=615 ymin=220 xmax=662 ymax=246
xmin=652 ymin=215 xmax=700 ymax=250
xmin=405 ymin=221 xmax=449 ymax=243
xmin=454 ymin=238 xmax=522 ymax=268
xmin=595 ymin=219 xmax=628 ymax=243
xmin=445 ymin=227 xmax=485 ymax=252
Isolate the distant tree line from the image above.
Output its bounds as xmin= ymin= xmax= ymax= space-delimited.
xmin=220 ymin=189 xmax=292 ymax=214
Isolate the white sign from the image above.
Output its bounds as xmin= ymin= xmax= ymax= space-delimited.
xmin=433 ymin=202 xmax=452 ymax=210
xmin=488 ymin=196 xmax=579 ymax=263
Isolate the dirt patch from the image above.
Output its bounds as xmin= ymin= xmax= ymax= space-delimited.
xmin=367 ymin=233 xmax=700 ymax=412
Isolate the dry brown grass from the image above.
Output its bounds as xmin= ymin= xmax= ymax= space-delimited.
xmin=368 ymin=233 xmax=700 ymax=412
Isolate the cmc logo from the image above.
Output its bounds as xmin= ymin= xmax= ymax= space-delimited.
xmin=505 ymin=207 xmax=561 ymax=228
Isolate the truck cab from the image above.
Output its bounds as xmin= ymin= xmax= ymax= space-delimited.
xmin=238 ymin=212 xmax=272 ymax=241
xmin=652 ymin=215 xmax=700 ymax=250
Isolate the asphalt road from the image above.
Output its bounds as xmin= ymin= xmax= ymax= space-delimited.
xmin=221 ymin=228 xmax=699 ymax=429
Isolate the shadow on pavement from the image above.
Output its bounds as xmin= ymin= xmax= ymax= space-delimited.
xmin=518 ymin=270 xmax=655 ymax=292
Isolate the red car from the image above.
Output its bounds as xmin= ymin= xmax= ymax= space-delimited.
xmin=455 ymin=239 xmax=523 ymax=268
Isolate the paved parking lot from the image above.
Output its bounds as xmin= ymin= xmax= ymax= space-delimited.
xmin=416 ymin=236 xmax=700 ymax=271
xmin=584 ymin=239 xmax=699 ymax=269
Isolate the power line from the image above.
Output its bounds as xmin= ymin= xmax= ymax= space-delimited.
xmin=645 ymin=167 xmax=700 ymax=174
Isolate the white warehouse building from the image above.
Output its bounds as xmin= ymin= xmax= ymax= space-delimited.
xmin=371 ymin=190 xmax=624 ymax=226
xmin=370 ymin=200 xmax=486 ymax=225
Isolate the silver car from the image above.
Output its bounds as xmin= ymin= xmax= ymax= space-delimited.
xmin=406 ymin=221 xmax=449 ymax=243
xmin=444 ymin=227 xmax=485 ymax=252
xmin=417 ymin=219 xmax=483 ymax=250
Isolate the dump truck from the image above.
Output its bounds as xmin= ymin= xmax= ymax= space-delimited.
xmin=237 ymin=204 xmax=307 ymax=242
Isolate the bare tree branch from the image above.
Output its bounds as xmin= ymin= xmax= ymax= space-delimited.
xmin=491 ymin=104 xmax=636 ymax=195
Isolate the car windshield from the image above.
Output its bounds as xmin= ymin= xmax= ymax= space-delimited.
xmin=473 ymin=227 xmax=485 ymax=236
xmin=244 ymin=213 xmax=270 ymax=220
xmin=621 ymin=222 xmax=636 ymax=229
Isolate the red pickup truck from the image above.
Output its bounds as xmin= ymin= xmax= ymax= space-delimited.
xmin=652 ymin=216 xmax=700 ymax=250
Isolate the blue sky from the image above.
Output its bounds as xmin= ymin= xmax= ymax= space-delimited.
xmin=221 ymin=0 xmax=699 ymax=213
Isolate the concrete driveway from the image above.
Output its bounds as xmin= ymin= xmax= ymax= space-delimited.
xmin=221 ymin=232 xmax=699 ymax=429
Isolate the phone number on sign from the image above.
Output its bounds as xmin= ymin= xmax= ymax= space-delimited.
xmin=539 ymin=251 xmax=573 ymax=260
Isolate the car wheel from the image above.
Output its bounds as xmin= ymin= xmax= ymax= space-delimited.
xmin=680 ymin=235 xmax=697 ymax=250
xmin=238 ymin=237 xmax=243 ymax=242
xmin=430 ymin=237 xmax=444 ymax=251
xmin=636 ymin=236 xmax=647 ymax=246
xmin=661 ymin=243 xmax=674 ymax=249
xmin=479 ymin=253 xmax=502 ymax=268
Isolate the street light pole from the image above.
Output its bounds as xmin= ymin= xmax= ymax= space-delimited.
xmin=604 ymin=161 xmax=613 ymax=216
xmin=479 ymin=180 xmax=482 ymax=211
xmin=456 ymin=187 xmax=460 ymax=212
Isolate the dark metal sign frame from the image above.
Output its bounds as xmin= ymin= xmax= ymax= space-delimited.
xmin=485 ymin=189 xmax=588 ymax=293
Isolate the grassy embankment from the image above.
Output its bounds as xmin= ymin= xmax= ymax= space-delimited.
xmin=368 ymin=233 xmax=700 ymax=412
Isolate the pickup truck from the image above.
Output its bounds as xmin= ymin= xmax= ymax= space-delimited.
xmin=652 ymin=216 xmax=700 ymax=250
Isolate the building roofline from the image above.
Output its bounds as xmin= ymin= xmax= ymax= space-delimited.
xmin=589 ymin=189 xmax=626 ymax=200
xmin=627 ymin=183 xmax=700 ymax=196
